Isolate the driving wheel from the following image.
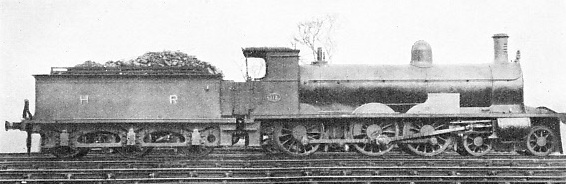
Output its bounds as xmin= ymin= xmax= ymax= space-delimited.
xmin=273 ymin=122 xmax=322 ymax=157
xmin=352 ymin=121 xmax=399 ymax=156
xmin=401 ymin=121 xmax=453 ymax=156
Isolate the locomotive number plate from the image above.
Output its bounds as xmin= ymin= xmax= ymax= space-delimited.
xmin=266 ymin=93 xmax=282 ymax=102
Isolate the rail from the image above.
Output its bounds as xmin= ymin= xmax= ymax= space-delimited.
xmin=1 ymin=151 xmax=565 ymax=183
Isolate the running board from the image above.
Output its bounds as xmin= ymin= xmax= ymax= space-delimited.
xmin=306 ymin=125 xmax=474 ymax=145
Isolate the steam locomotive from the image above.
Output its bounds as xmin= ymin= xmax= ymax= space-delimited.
xmin=5 ymin=34 xmax=565 ymax=158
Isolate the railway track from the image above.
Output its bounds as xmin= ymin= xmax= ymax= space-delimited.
xmin=1 ymin=149 xmax=565 ymax=183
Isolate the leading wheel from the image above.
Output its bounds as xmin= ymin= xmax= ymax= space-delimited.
xmin=459 ymin=133 xmax=493 ymax=156
xmin=273 ymin=122 xmax=322 ymax=157
xmin=525 ymin=126 xmax=555 ymax=156
xmin=116 ymin=145 xmax=153 ymax=159
xmin=352 ymin=121 xmax=399 ymax=156
xmin=50 ymin=146 xmax=89 ymax=159
xmin=401 ymin=121 xmax=453 ymax=156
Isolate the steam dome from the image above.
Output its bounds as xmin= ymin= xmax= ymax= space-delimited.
xmin=410 ymin=40 xmax=433 ymax=67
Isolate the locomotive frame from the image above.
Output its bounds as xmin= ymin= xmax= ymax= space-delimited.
xmin=5 ymin=33 xmax=565 ymax=158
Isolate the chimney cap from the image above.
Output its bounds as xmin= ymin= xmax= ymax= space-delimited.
xmin=492 ymin=33 xmax=509 ymax=38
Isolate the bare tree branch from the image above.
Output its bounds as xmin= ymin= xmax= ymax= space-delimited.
xmin=292 ymin=15 xmax=337 ymax=62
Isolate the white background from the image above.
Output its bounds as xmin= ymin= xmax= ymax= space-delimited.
xmin=1 ymin=0 xmax=565 ymax=153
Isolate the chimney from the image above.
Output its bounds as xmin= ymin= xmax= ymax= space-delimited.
xmin=312 ymin=47 xmax=328 ymax=65
xmin=493 ymin=33 xmax=509 ymax=64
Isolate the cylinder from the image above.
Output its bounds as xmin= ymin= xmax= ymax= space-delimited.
xmin=493 ymin=33 xmax=509 ymax=64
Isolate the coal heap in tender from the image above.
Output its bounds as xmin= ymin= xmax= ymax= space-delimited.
xmin=74 ymin=51 xmax=222 ymax=76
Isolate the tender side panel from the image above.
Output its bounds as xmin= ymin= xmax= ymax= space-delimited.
xmin=220 ymin=80 xmax=234 ymax=116
xmin=34 ymin=75 xmax=221 ymax=120
xmin=232 ymin=82 xmax=252 ymax=115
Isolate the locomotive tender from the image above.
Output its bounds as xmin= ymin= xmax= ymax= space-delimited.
xmin=5 ymin=34 xmax=565 ymax=158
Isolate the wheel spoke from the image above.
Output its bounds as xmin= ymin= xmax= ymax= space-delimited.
xmin=361 ymin=143 xmax=368 ymax=150
xmin=434 ymin=124 xmax=445 ymax=129
xmin=306 ymin=125 xmax=319 ymax=130
xmin=381 ymin=123 xmax=392 ymax=129
xmin=373 ymin=145 xmax=380 ymax=152
xmin=414 ymin=123 xmax=423 ymax=128
xmin=280 ymin=138 xmax=292 ymax=145
xmin=381 ymin=130 xmax=394 ymax=134
xmin=409 ymin=127 xmax=420 ymax=132
xmin=426 ymin=145 xmax=434 ymax=153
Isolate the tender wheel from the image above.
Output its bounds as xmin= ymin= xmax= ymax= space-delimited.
xmin=525 ymin=126 xmax=556 ymax=156
xmin=50 ymin=146 xmax=89 ymax=159
xmin=143 ymin=130 xmax=186 ymax=144
xmin=459 ymin=133 xmax=493 ymax=156
xmin=273 ymin=122 xmax=322 ymax=157
xmin=116 ymin=145 xmax=153 ymax=159
xmin=78 ymin=131 xmax=121 ymax=144
xmin=402 ymin=121 xmax=453 ymax=156
xmin=178 ymin=127 xmax=219 ymax=158
xmin=178 ymin=145 xmax=214 ymax=158
xmin=352 ymin=121 xmax=399 ymax=156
